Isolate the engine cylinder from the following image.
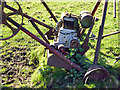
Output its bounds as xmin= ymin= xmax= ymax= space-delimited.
xmin=80 ymin=11 xmax=93 ymax=28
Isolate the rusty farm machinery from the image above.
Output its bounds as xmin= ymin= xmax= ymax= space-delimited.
xmin=0 ymin=0 xmax=120 ymax=83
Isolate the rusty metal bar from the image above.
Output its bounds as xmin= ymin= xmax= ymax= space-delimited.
xmin=29 ymin=19 xmax=50 ymax=44
xmin=94 ymin=0 xmax=108 ymax=64
xmin=90 ymin=31 xmax=120 ymax=40
xmin=113 ymin=0 xmax=116 ymax=18
xmin=81 ymin=18 xmax=95 ymax=55
xmin=5 ymin=4 xmax=54 ymax=30
xmin=91 ymin=0 xmax=102 ymax=16
xmin=7 ymin=17 xmax=83 ymax=71
xmin=40 ymin=0 xmax=58 ymax=23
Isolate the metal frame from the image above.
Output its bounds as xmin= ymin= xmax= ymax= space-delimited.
xmin=0 ymin=0 xmax=118 ymax=78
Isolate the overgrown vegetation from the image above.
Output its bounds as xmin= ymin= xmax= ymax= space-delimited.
xmin=0 ymin=1 xmax=120 ymax=88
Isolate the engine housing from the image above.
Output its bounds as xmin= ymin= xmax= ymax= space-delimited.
xmin=54 ymin=13 xmax=80 ymax=48
xmin=58 ymin=28 xmax=80 ymax=48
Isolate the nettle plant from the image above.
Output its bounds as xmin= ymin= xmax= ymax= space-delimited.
xmin=66 ymin=46 xmax=92 ymax=81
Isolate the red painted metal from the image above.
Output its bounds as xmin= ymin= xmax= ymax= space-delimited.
xmin=91 ymin=0 xmax=102 ymax=16
xmin=7 ymin=17 xmax=83 ymax=71
xmin=41 ymin=0 xmax=58 ymax=23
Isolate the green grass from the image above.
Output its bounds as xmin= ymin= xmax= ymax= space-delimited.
xmin=0 ymin=1 xmax=120 ymax=88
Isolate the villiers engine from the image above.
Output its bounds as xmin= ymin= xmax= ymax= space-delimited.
xmin=54 ymin=13 xmax=80 ymax=49
xmin=54 ymin=11 xmax=93 ymax=49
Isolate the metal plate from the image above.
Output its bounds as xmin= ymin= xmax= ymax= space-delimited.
xmin=47 ymin=50 xmax=73 ymax=70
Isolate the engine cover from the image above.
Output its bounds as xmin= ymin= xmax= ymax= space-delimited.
xmin=57 ymin=28 xmax=80 ymax=48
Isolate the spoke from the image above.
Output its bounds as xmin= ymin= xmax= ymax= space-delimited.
xmin=0 ymin=1 xmax=23 ymax=40
xmin=0 ymin=20 xmax=19 ymax=40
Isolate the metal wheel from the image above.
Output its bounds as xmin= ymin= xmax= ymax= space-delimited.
xmin=83 ymin=65 xmax=110 ymax=84
xmin=0 ymin=0 xmax=23 ymax=40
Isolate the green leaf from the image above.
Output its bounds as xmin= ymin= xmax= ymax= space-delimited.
xmin=70 ymin=51 xmax=75 ymax=56
xmin=74 ymin=48 xmax=78 ymax=52
xmin=76 ymin=53 xmax=82 ymax=58
xmin=70 ymin=58 xmax=75 ymax=62
xmin=70 ymin=74 xmax=73 ymax=77
xmin=74 ymin=70 xmax=77 ymax=74
xmin=79 ymin=48 xmax=84 ymax=52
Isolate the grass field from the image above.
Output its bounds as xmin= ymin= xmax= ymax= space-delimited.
xmin=0 ymin=1 xmax=120 ymax=88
